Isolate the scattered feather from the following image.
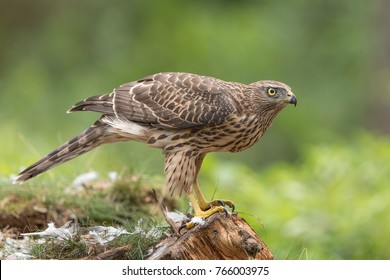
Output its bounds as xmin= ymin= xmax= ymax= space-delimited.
xmin=72 ymin=171 xmax=99 ymax=187
xmin=108 ymin=171 xmax=119 ymax=181
xmin=84 ymin=226 xmax=130 ymax=246
xmin=1 ymin=218 xmax=162 ymax=259
xmin=165 ymin=210 xmax=189 ymax=224
xmin=191 ymin=216 xmax=206 ymax=226
xmin=130 ymin=219 xmax=162 ymax=239
xmin=4 ymin=237 xmax=33 ymax=259
xmin=21 ymin=221 xmax=77 ymax=240
xmin=5 ymin=252 xmax=34 ymax=260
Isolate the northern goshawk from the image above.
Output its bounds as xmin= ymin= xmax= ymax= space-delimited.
xmin=14 ymin=72 xmax=297 ymax=228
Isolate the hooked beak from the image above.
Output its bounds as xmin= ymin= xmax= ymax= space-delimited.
xmin=287 ymin=91 xmax=297 ymax=107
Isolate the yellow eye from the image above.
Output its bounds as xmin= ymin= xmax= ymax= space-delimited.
xmin=267 ymin=87 xmax=277 ymax=96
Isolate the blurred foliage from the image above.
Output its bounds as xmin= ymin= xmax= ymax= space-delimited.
xmin=201 ymin=133 xmax=390 ymax=259
xmin=1 ymin=0 xmax=390 ymax=259
xmin=1 ymin=0 xmax=388 ymax=169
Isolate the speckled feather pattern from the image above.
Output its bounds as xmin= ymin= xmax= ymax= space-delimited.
xmin=14 ymin=72 xmax=296 ymax=195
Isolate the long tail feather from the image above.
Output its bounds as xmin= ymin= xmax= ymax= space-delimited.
xmin=13 ymin=122 xmax=111 ymax=184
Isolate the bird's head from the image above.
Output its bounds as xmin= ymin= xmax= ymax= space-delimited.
xmin=248 ymin=80 xmax=297 ymax=114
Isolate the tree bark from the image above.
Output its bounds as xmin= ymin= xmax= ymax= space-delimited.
xmin=148 ymin=213 xmax=273 ymax=260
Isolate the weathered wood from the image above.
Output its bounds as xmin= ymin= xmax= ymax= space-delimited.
xmin=148 ymin=213 xmax=273 ymax=260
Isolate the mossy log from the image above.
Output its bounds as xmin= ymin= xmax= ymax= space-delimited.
xmin=148 ymin=212 xmax=273 ymax=260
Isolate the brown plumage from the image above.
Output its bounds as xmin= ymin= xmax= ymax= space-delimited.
xmin=14 ymin=72 xmax=296 ymax=220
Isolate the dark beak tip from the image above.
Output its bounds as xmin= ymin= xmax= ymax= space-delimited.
xmin=289 ymin=96 xmax=297 ymax=107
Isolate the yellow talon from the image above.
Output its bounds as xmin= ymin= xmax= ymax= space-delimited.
xmin=192 ymin=180 xmax=235 ymax=212
xmin=179 ymin=180 xmax=235 ymax=233
xmin=198 ymin=199 xmax=235 ymax=212
xmin=179 ymin=194 xmax=231 ymax=232
xmin=189 ymin=194 xmax=229 ymax=216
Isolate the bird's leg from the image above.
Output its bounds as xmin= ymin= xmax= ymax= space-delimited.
xmin=180 ymin=155 xmax=235 ymax=231
xmin=189 ymin=192 xmax=226 ymax=217
xmin=181 ymin=192 xmax=227 ymax=230
xmin=181 ymin=181 xmax=235 ymax=231
xmin=193 ymin=154 xmax=235 ymax=212
xmin=192 ymin=180 xmax=235 ymax=212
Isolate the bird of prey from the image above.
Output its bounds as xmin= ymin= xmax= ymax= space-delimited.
xmin=14 ymin=72 xmax=297 ymax=229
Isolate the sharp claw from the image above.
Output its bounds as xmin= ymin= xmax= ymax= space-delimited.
xmin=216 ymin=200 xmax=235 ymax=212
xmin=216 ymin=200 xmax=234 ymax=216
xmin=223 ymin=206 xmax=229 ymax=217
xmin=178 ymin=224 xmax=187 ymax=234
xmin=217 ymin=200 xmax=225 ymax=207
xmin=179 ymin=200 xmax=234 ymax=232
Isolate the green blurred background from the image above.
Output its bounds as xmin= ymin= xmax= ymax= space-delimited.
xmin=1 ymin=0 xmax=389 ymax=259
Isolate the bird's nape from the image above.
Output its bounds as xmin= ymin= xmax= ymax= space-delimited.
xmin=14 ymin=72 xmax=296 ymax=232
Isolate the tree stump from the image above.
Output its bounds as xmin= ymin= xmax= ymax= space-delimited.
xmin=148 ymin=212 xmax=273 ymax=260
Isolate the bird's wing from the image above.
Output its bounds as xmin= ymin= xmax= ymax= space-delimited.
xmin=70 ymin=72 xmax=243 ymax=129
xmin=68 ymin=93 xmax=114 ymax=115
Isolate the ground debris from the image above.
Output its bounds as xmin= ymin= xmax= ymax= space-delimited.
xmin=0 ymin=221 xmax=132 ymax=259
